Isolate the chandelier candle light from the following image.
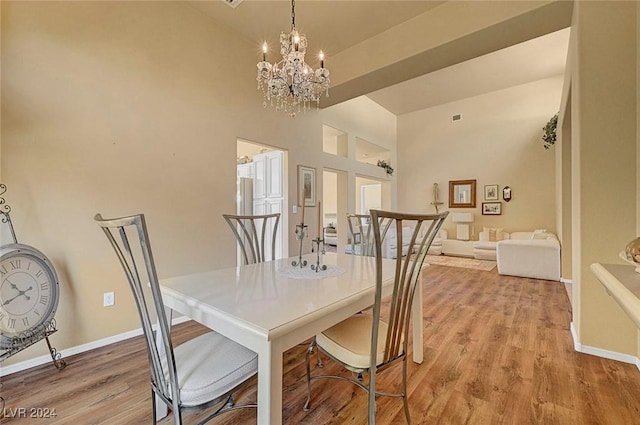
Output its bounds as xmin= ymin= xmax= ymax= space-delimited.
xmin=257 ymin=0 xmax=330 ymax=117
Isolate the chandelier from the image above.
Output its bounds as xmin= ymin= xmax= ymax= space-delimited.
xmin=256 ymin=0 xmax=330 ymax=117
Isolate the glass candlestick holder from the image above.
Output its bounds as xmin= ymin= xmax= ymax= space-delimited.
xmin=292 ymin=224 xmax=308 ymax=268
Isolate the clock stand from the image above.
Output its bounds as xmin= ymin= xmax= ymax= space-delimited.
xmin=0 ymin=185 xmax=66 ymax=370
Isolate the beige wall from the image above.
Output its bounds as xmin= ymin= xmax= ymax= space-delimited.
xmin=397 ymin=76 xmax=562 ymax=239
xmin=1 ymin=1 xmax=396 ymax=367
xmin=566 ymin=1 xmax=638 ymax=356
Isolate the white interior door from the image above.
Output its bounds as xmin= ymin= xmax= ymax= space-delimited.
xmin=361 ymin=183 xmax=382 ymax=215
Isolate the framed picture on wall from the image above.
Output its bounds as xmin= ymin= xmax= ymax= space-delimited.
xmin=298 ymin=165 xmax=316 ymax=207
xmin=484 ymin=184 xmax=499 ymax=201
xmin=482 ymin=202 xmax=502 ymax=215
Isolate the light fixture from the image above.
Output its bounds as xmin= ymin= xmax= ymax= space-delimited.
xmin=451 ymin=212 xmax=474 ymax=241
xmin=256 ymin=0 xmax=330 ymax=117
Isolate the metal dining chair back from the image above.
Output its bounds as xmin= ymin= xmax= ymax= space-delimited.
xmin=347 ymin=213 xmax=372 ymax=256
xmin=305 ymin=210 xmax=449 ymax=424
xmin=94 ymin=213 xmax=257 ymax=424
xmin=347 ymin=212 xmax=392 ymax=257
xmin=223 ymin=213 xmax=280 ymax=265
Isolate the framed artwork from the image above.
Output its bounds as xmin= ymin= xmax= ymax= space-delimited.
xmin=484 ymin=184 xmax=499 ymax=201
xmin=298 ymin=165 xmax=316 ymax=207
xmin=482 ymin=202 xmax=502 ymax=215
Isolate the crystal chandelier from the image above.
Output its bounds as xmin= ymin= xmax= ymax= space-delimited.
xmin=256 ymin=0 xmax=330 ymax=117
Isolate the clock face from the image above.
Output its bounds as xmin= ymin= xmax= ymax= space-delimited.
xmin=0 ymin=244 xmax=59 ymax=346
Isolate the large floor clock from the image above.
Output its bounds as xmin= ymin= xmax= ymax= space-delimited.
xmin=0 ymin=244 xmax=60 ymax=348
xmin=0 ymin=185 xmax=66 ymax=370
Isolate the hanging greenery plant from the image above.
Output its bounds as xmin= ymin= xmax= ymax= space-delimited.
xmin=542 ymin=113 xmax=558 ymax=149
xmin=377 ymin=160 xmax=394 ymax=176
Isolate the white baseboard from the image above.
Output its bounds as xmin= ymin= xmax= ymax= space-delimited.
xmin=570 ymin=321 xmax=640 ymax=370
xmin=0 ymin=316 xmax=191 ymax=377
xmin=560 ymin=277 xmax=572 ymax=284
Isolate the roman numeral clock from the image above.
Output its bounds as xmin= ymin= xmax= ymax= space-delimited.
xmin=0 ymin=185 xmax=66 ymax=369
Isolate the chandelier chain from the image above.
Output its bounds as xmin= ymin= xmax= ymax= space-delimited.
xmin=291 ymin=0 xmax=296 ymax=31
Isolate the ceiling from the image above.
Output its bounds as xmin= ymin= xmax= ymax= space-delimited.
xmin=188 ymin=1 xmax=444 ymax=57
xmin=189 ymin=0 xmax=570 ymax=116
xmin=368 ymin=28 xmax=570 ymax=115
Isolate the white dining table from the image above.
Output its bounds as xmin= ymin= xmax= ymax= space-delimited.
xmin=159 ymin=252 xmax=424 ymax=425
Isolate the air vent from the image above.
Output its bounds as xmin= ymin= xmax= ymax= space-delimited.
xmin=451 ymin=114 xmax=462 ymax=122
xmin=222 ymin=0 xmax=243 ymax=8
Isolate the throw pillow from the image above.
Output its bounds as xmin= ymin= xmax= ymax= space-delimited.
xmin=483 ymin=227 xmax=504 ymax=242
xmin=531 ymin=229 xmax=548 ymax=240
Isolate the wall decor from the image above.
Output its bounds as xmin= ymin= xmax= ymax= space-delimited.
xmin=448 ymin=179 xmax=476 ymax=208
xmin=298 ymin=165 xmax=316 ymax=207
xmin=484 ymin=184 xmax=498 ymax=201
xmin=503 ymin=186 xmax=512 ymax=202
xmin=482 ymin=202 xmax=502 ymax=215
xmin=0 ymin=184 xmax=66 ymax=369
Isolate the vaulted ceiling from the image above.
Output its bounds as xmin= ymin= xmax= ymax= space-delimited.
xmin=189 ymin=0 xmax=573 ymax=115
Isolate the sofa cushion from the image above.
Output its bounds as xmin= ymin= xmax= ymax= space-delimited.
xmin=475 ymin=240 xmax=497 ymax=250
xmin=531 ymin=229 xmax=548 ymax=239
xmin=509 ymin=232 xmax=534 ymax=240
xmin=382 ymin=226 xmax=412 ymax=258
xmin=480 ymin=229 xmax=508 ymax=242
xmin=483 ymin=227 xmax=505 ymax=241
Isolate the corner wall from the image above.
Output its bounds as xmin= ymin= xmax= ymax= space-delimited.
xmin=568 ymin=0 xmax=637 ymax=357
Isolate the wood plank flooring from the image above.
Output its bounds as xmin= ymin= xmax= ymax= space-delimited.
xmin=3 ymin=265 xmax=640 ymax=424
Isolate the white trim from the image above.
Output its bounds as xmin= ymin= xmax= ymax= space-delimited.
xmin=560 ymin=277 xmax=572 ymax=284
xmin=570 ymin=321 xmax=639 ymax=369
xmin=0 ymin=316 xmax=190 ymax=377
xmin=570 ymin=322 xmax=581 ymax=351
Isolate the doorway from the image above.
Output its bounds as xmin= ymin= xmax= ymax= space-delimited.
xmin=356 ymin=176 xmax=384 ymax=214
xmin=322 ymin=168 xmax=348 ymax=253
xmin=236 ymin=139 xmax=288 ymax=263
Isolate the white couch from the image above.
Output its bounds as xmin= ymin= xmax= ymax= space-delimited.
xmin=473 ymin=229 xmax=509 ymax=261
xmin=347 ymin=226 xmax=446 ymax=259
xmin=427 ymin=229 xmax=447 ymax=255
xmin=345 ymin=225 xmax=411 ymax=258
xmin=496 ymin=231 xmax=561 ymax=281
xmin=382 ymin=226 xmax=412 ymax=259
xmin=473 ymin=231 xmax=502 ymax=261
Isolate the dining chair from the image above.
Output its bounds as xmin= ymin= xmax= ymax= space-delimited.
xmin=223 ymin=213 xmax=281 ymax=265
xmin=347 ymin=213 xmax=393 ymax=257
xmin=304 ymin=209 xmax=449 ymax=424
xmin=94 ymin=213 xmax=258 ymax=425
xmin=347 ymin=213 xmax=373 ymax=256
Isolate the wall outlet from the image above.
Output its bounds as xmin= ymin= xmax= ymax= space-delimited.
xmin=103 ymin=292 xmax=115 ymax=307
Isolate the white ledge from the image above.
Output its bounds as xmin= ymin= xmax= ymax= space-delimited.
xmin=591 ymin=263 xmax=640 ymax=328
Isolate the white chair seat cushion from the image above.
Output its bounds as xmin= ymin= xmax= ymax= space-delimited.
xmin=316 ymin=314 xmax=403 ymax=370
xmin=171 ymin=331 xmax=258 ymax=407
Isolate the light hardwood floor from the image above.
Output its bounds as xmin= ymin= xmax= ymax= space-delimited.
xmin=3 ymin=264 xmax=640 ymax=424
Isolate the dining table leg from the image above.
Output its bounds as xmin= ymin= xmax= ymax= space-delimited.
xmin=257 ymin=340 xmax=283 ymax=424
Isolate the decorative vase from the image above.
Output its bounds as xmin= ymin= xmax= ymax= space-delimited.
xmin=619 ymin=237 xmax=640 ymax=273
